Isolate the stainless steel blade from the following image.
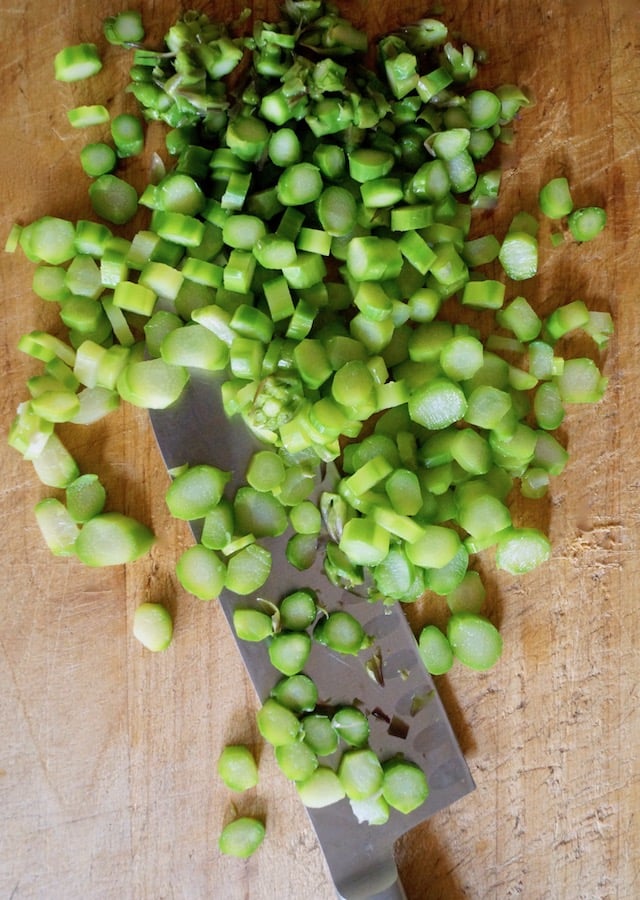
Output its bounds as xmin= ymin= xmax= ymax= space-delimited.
xmin=150 ymin=369 xmax=475 ymax=899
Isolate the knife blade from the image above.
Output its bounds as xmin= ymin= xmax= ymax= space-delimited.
xmin=149 ymin=368 xmax=474 ymax=900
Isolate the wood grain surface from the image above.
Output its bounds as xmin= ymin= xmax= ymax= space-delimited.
xmin=1 ymin=2 xmax=638 ymax=898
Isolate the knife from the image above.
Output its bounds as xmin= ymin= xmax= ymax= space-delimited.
xmin=149 ymin=368 xmax=475 ymax=900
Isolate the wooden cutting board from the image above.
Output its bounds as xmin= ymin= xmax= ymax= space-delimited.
xmin=1 ymin=1 xmax=638 ymax=897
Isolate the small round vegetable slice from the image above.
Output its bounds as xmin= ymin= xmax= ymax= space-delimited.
xmin=297 ymin=766 xmax=346 ymax=809
xmin=34 ymin=497 xmax=79 ymax=557
xmin=166 ymin=464 xmax=230 ymax=520
xmin=217 ymin=745 xmax=259 ymax=792
xmin=302 ymin=714 xmax=339 ymax=757
xmin=338 ymin=749 xmax=384 ymax=801
xmin=256 ymin=698 xmax=302 ymax=747
xmin=268 ymin=631 xmax=312 ymax=676
xmin=176 ymin=544 xmax=226 ymax=600
xmin=133 ymin=602 xmax=173 ymax=652
xmin=275 ymin=741 xmax=319 ymax=782
xmin=233 ymin=608 xmax=274 ymax=642
xmin=65 ymin=473 xmax=106 ymax=523
xmin=225 ymin=543 xmax=272 ymax=595
xmin=567 ymin=206 xmax=606 ymax=242
xmin=314 ymin=611 xmax=366 ymax=656
xmin=331 ymin=707 xmax=370 ymax=748
xmin=446 ymin=570 xmax=486 ymax=615
xmin=104 ymin=10 xmax=145 ymax=45
xmin=447 ymin=612 xmax=503 ymax=671
xmin=495 ymin=527 xmax=551 ymax=574
xmin=218 ymin=817 xmax=265 ymax=858
xmin=26 ymin=216 xmax=76 ymax=265
xmin=117 ymin=358 xmax=189 ymax=409
xmin=89 ymin=174 xmax=139 ymax=225
xmin=350 ymin=793 xmax=390 ymax=826
xmin=538 ymin=176 xmax=573 ymax=219
xmin=80 ymin=142 xmax=117 ymax=177
xmin=246 ymin=450 xmax=286 ymax=492
xmin=111 ymin=112 xmax=144 ymax=158
xmin=289 ymin=501 xmax=322 ymax=536
xmin=408 ymin=378 xmax=467 ymax=430
xmin=54 ymin=43 xmax=102 ymax=82
xmin=279 ymin=589 xmax=317 ymax=631
xmin=406 ymin=525 xmax=462 ymax=569
xmin=271 ymin=674 xmax=318 ymax=713
xmin=338 ymin=517 xmax=389 ymax=567
xmin=418 ymin=625 xmax=454 ymax=675
xmin=498 ymin=230 xmax=538 ymax=281
xmin=233 ymin=486 xmax=288 ymax=538
xmin=381 ymin=758 xmax=429 ymax=814
xmin=74 ymin=512 xmax=154 ymax=566
xmin=277 ymin=162 xmax=323 ymax=206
